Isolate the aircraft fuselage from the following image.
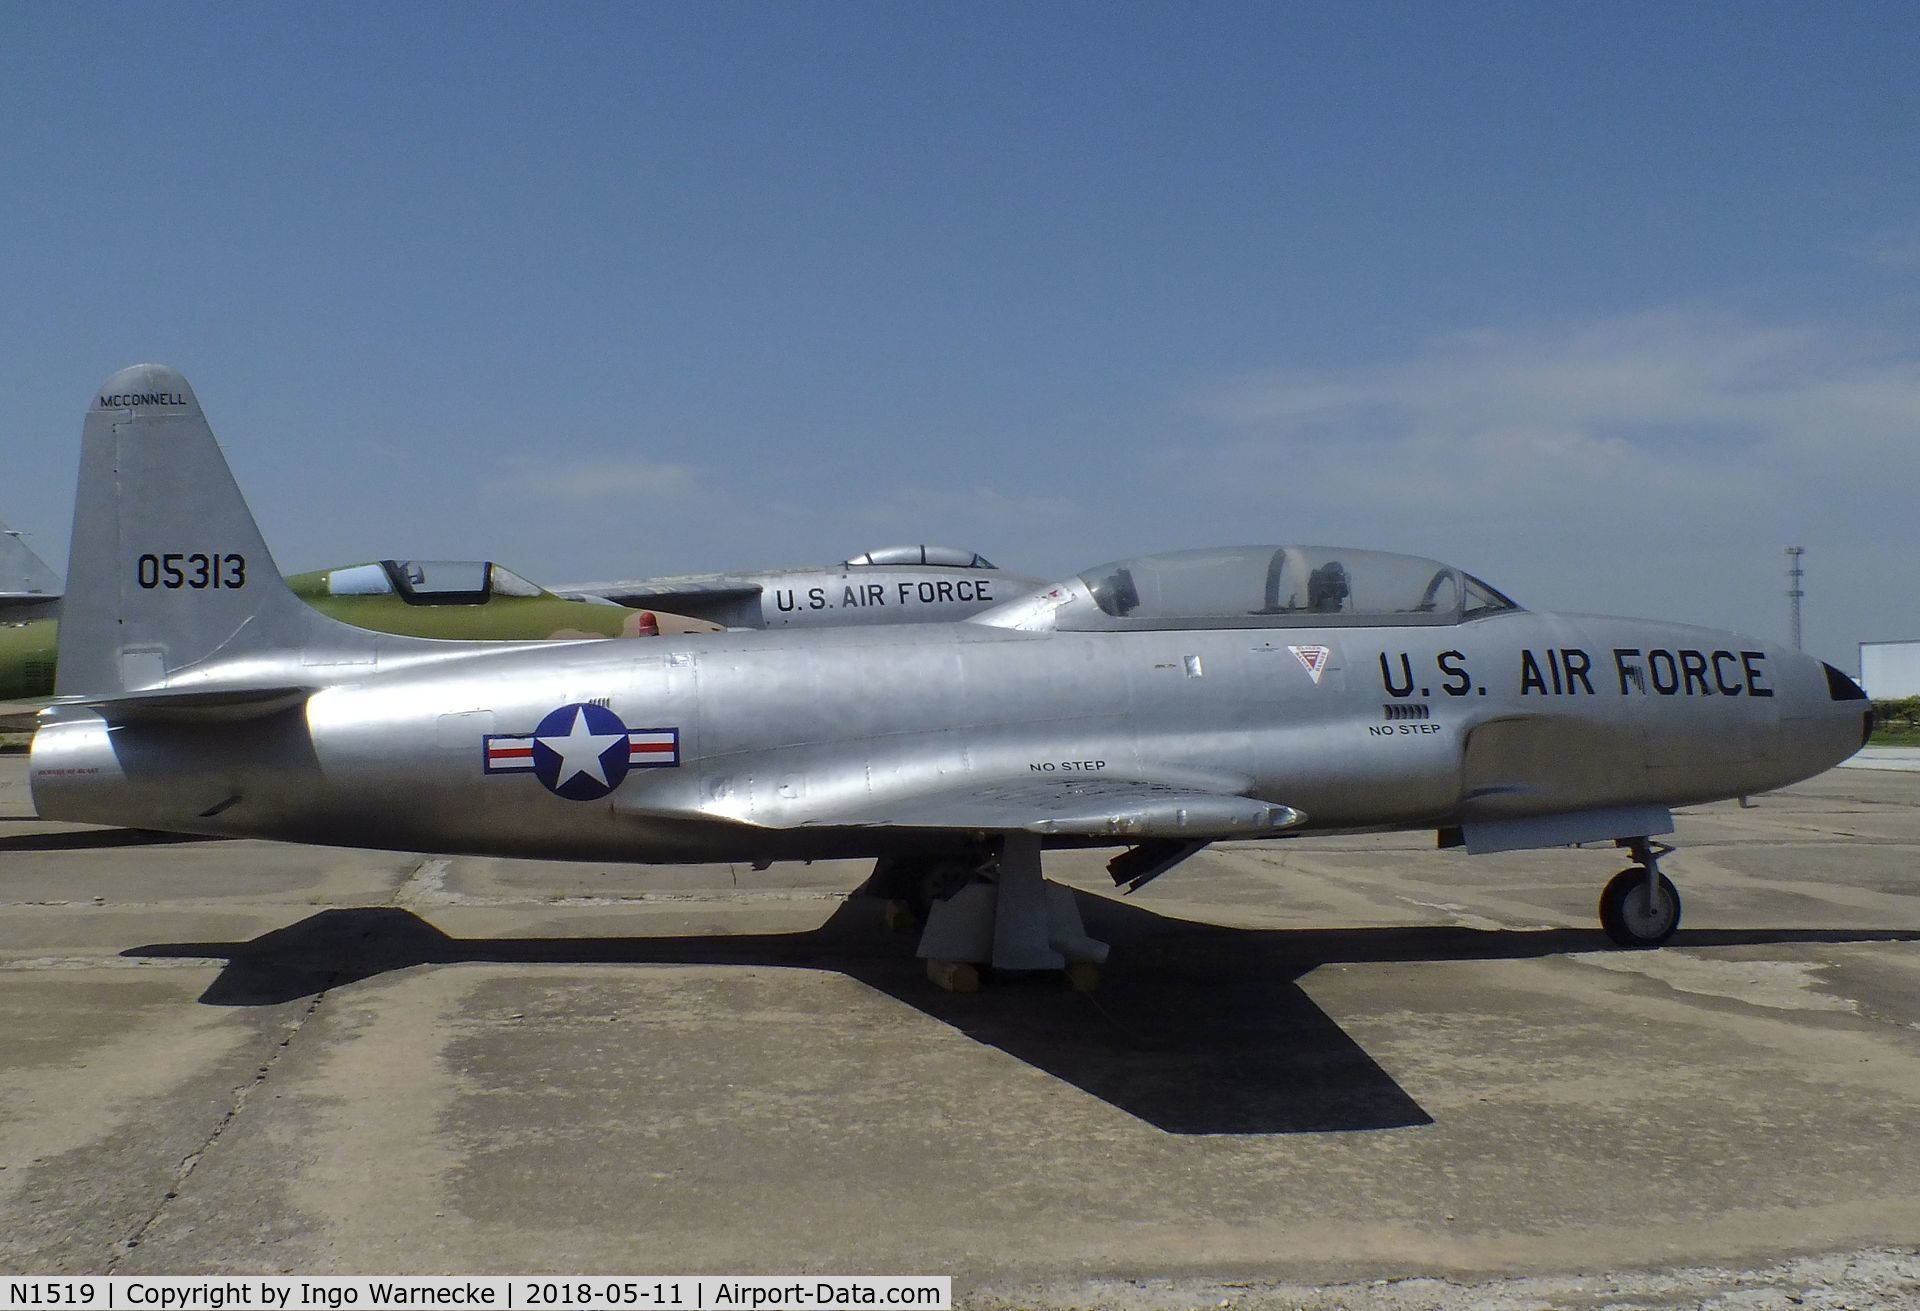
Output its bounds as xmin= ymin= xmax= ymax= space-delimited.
xmin=30 ymin=609 xmax=1867 ymax=864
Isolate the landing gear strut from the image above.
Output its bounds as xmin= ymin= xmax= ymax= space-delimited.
xmin=867 ymin=836 xmax=1110 ymax=992
xmin=1599 ymin=836 xmax=1681 ymax=948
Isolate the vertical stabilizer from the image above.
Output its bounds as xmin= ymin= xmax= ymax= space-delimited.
xmin=55 ymin=364 xmax=352 ymax=697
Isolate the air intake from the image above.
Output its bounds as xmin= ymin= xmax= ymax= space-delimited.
xmin=1823 ymin=663 xmax=1867 ymax=702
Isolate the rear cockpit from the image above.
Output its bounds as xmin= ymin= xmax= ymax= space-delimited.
xmin=977 ymin=546 xmax=1519 ymax=631
xmin=302 ymin=560 xmax=549 ymax=607
xmin=843 ymin=545 xmax=1000 ymax=569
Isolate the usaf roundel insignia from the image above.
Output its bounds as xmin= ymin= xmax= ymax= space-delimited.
xmin=483 ymin=703 xmax=681 ymax=801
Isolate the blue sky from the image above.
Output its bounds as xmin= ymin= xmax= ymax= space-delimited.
xmin=3 ymin=3 xmax=1916 ymax=668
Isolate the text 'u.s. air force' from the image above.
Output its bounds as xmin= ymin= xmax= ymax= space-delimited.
xmin=775 ymin=580 xmax=993 ymax=614
xmin=1378 ymin=646 xmax=1773 ymax=698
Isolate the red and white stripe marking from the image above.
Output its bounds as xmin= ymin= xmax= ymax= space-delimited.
xmin=484 ymin=736 xmax=537 ymax=772
xmin=627 ymin=730 xmax=679 ymax=765
xmin=485 ymin=729 xmax=679 ymax=774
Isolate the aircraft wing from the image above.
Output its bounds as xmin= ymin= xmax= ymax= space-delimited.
xmin=8 ymin=684 xmax=316 ymax=731
xmin=637 ymin=774 xmax=1306 ymax=840
xmin=557 ymin=579 xmax=763 ymax=608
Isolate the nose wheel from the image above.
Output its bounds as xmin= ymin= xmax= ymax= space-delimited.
xmin=1599 ymin=839 xmax=1682 ymax=948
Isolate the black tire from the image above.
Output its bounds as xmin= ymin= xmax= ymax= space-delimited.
xmin=1599 ymin=867 xmax=1682 ymax=948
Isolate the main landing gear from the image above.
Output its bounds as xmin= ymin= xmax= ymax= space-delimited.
xmin=866 ymin=836 xmax=1109 ymax=993
xmin=1599 ymin=837 xmax=1681 ymax=949
xmin=870 ymin=829 xmax=1688 ymax=986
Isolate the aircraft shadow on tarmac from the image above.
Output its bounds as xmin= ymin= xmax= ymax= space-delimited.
xmin=123 ymin=894 xmax=1920 ymax=1137
xmin=0 ymin=826 xmax=227 ymax=852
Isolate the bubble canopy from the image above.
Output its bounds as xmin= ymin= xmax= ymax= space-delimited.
xmin=1012 ymin=546 xmax=1518 ymax=631
xmin=316 ymin=560 xmax=548 ymax=605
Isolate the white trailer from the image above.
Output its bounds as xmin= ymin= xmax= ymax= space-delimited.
xmin=1859 ymin=641 xmax=1920 ymax=699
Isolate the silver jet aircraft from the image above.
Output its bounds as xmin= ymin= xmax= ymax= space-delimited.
xmin=33 ymin=366 xmax=1872 ymax=990
xmin=558 ymin=545 xmax=1038 ymax=630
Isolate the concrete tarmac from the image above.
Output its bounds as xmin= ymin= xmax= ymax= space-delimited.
xmin=2 ymin=753 xmax=1918 ymax=1308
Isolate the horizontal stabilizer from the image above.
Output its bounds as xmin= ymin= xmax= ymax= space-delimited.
xmin=55 ymin=684 xmax=313 ymax=723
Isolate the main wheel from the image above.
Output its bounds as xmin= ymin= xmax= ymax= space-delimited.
xmin=1599 ymin=867 xmax=1682 ymax=948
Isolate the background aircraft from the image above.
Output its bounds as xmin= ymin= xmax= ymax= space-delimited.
xmin=0 ymin=518 xmax=61 ymax=619
xmin=33 ymin=367 xmax=1871 ymax=995
xmin=0 ymin=522 xmax=66 ymax=727
xmin=288 ymin=560 xmax=719 ymax=639
xmin=0 ymin=544 xmax=719 ymax=730
xmin=558 ymin=545 xmax=1039 ymax=629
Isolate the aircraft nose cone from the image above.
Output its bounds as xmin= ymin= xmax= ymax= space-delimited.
xmin=1747 ymin=649 xmax=1875 ymax=789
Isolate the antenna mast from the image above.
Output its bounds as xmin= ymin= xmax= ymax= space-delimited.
xmin=1785 ymin=546 xmax=1805 ymax=651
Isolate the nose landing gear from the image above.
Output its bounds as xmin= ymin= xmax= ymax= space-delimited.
xmin=1599 ymin=837 xmax=1681 ymax=948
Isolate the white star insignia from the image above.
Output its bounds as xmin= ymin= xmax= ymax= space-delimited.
xmin=537 ymin=707 xmax=625 ymax=789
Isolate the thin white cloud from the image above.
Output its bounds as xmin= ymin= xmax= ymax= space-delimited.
xmin=1860 ymin=228 xmax=1920 ymax=272
xmin=485 ymin=457 xmax=698 ymax=502
xmin=843 ymin=485 xmax=1084 ymax=529
xmin=1165 ymin=304 xmax=1920 ymax=655
xmin=1182 ymin=306 xmax=1920 ymax=518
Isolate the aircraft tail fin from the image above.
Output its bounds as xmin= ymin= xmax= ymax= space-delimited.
xmin=0 ymin=516 xmax=62 ymax=606
xmin=55 ymin=364 xmax=367 ymax=698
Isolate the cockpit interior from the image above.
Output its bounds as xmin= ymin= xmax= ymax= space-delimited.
xmin=318 ymin=560 xmax=548 ymax=606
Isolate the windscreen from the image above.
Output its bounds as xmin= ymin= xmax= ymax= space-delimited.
xmin=324 ymin=563 xmax=395 ymax=596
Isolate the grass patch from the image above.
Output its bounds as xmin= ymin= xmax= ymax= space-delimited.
xmin=1870 ymin=698 xmax=1920 ymax=749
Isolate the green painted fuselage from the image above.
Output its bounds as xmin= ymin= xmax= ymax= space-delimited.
xmin=0 ymin=617 xmax=58 ymax=701
xmin=283 ymin=568 xmax=658 ymax=642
